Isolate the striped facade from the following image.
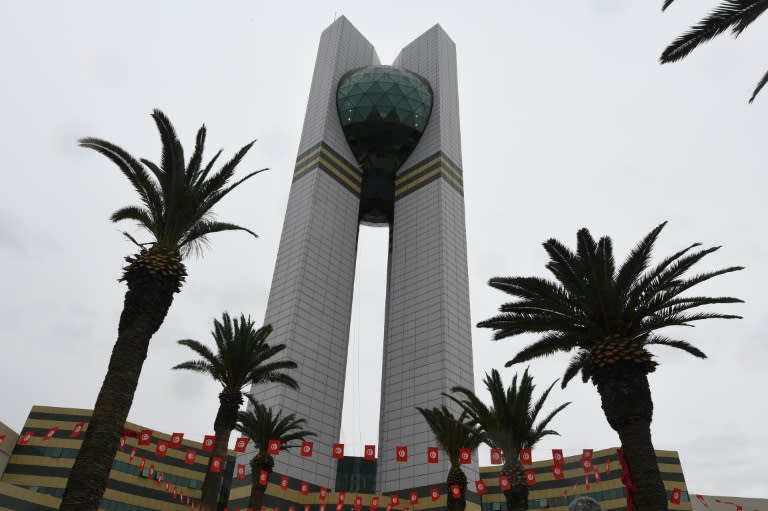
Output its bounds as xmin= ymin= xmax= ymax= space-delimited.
xmin=0 ymin=406 xmax=235 ymax=511
xmin=227 ymin=448 xmax=692 ymax=511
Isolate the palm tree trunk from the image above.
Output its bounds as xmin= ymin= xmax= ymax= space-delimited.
xmin=594 ymin=365 xmax=668 ymax=511
xmin=446 ymin=465 xmax=467 ymax=511
xmin=501 ymin=461 xmax=528 ymax=511
xmin=200 ymin=392 xmax=242 ymax=511
xmin=59 ymin=272 xmax=178 ymax=511
xmin=248 ymin=462 xmax=272 ymax=511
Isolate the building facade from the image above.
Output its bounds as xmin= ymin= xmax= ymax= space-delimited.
xmin=0 ymin=405 xmax=234 ymax=511
xmin=244 ymin=16 xmax=475 ymax=494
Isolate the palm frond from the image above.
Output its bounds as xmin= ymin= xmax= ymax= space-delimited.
xmin=645 ymin=335 xmax=707 ymax=358
xmin=504 ymin=333 xmax=577 ymax=367
xmin=662 ymin=0 xmax=676 ymax=11
xmin=749 ymin=67 xmax=768 ymax=102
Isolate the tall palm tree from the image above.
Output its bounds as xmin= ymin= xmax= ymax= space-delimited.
xmin=660 ymin=1 xmax=768 ymax=102
xmin=236 ymin=396 xmax=315 ymax=511
xmin=477 ymin=222 xmax=743 ymax=511
xmin=173 ymin=313 xmax=299 ymax=511
xmin=447 ymin=369 xmax=570 ymax=511
xmin=416 ymin=406 xmax=484 ymax=511
xmin=60 ymin=110 xmax=266 ymax=511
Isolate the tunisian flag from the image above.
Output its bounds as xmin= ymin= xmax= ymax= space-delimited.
xmin=268 ymin=439 xmax=281 ymax=455
xmin=670 ymin=488 xmax=682 ymax=505
xmin=498 ymin=475 xmax=511 ymax=491
xmin=235 ymin=436 xmax=248 ymax=453
xmin=155 ymin=441 xmax=169 ymax=457
xmin=364 ymin=445 xmax=376 ymax=461
xmin=552 ymin=449 xmax=564 ymax=466
xmin=490 ymin=448 xmax=502 ymax=465
xmin=236 ymin=464 xmax=246 ymax=479
xmin=552 ymin=466 xmax=565 ymax=480
xmin=138 ymin=429 xmax=152 ymax=445
xmin=18 ymin=431 xmax=33 ymax=445
xmin=525 ymin=471 xmax=536 ymax=486
xmin=301 ymin=441 xmax=314 ymax=457
xmin=43 ymin=427 xmax=58 ymax=441
xmin=259 ymin=469 xmax=269 ymax=486
xmin=170 ymin=432 xmax=184 ymax=448
xmin=581 ymin=459 xmax=594 ymax=472
xmin=396 ymin=446 xmax=408 ymax=462
xmin=184 ymin=449 xmax=196 ymax=464
xmin=202 ymin=435 xmax=216 ymax=452
xmin=458 ymin=448 xmax=471 ymax=464
xmin=409 ymin=492 xmax=419 ymax=504
xmin=427 ymin=447 xmax=439 ymax=463
xmin=300 ymin=481 xmax=309 ymax=496
xmin=449 ymin=485 xmax=461 ymax=499
xmin=319 ymin=487 xmax=328 ymax=500
xmin=354 ymin=496 xmax=363 ymax=511
xmin=430 ymin=488 xmax=440 ymax=502
xmin=475 ymin=480 xmax=488 ymax=495
xmin=70 ymin=423 xmax=85 ymax=437
xmin=520 ymin=448 xmax=532 ymax=465
xmin=332 ymin=443 xmax=344 ymax=459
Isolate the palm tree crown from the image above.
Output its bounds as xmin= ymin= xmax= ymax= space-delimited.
xmin=478 ymin=222 xmax=743 ymax=387
xmin=237 ymin=395 xmax=316 ymax=455
xmin=660 ymin=1 xmax=768 ymax=102
xmin=173 ymin=313 xmax=299 ymax=396
xmin=448 ymin=368 xmax=570 ymax=458
xmin=416 ymin=406 xmax=484 ymax=467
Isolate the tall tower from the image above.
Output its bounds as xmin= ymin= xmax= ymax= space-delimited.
xmin=245 ymin=17 xmax=476 ymax=494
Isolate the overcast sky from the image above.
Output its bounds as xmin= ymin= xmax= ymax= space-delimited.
xmin=1 ymin=0 xmax=766 ymax=499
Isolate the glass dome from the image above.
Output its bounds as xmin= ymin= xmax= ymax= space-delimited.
xmin=336 ymin=65 xmax=432 ymax=224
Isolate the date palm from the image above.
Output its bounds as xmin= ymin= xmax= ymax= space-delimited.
xmin=478 ymin=222 xmax=743 ymax=511
xmin=236 ymin=396 xmax=315 ymax=511
xmin=448 ymin=369 xmax=570 ymax=511
xmin=60 ymin=110 xmax=266 ymax=511
xmin=660 ymin=0 xmax=768 ymax=102
xmin=173 ymin=313 xmax=299 ymax=511
xmin=416 ymin=406 xmax=483 ymax=511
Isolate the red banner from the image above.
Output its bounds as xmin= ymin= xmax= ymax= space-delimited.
xmin=490 ymin=448 xmax=502 ymax=465
xmin=458 ymin=448 xmax=471 ymax=464
xmin=301 ymin=441 xmax=314 ymax=457
xmin=427 ymin=447 xmax=439 ymax=463
xmin=332 ymin=443 xmax=344 ymax=459
xmin=364 ymin=445 xmax=376 ymax=461
xmin=396 ymin=446 xmax=408 ymax=462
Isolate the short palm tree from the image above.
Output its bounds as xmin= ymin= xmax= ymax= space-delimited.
xmin=60 ymin=110 xmax=265 ymax=511
xmin=478 ymin=222 xmax=743 ymax=511
xmin=416 ymin=406 xmax=484 ymax=511
xmin=448 ymin=369 xmax=570 ymax=511
xmin=173 ymin=313 xmax=299 ymax=511
xmin=660 ymin=1 xmax=768 ymax=102
xmin=236 ymin=396 xmax=315 ymax=511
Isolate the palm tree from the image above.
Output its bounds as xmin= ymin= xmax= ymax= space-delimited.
xmin=60 ymin=110 xmax=266 ymax=511
xmin=660 ymin=1 xmax=768 ymax=102
xmin=477 ymin=222 xmax=743 ymax=511
xmin=236 ymin=396 xmax=315 ymax=511
xmin=447 ymin=369 xmax=570 ymax=511
xmin=173 ymin=313 xmax=299 ymax=511
xmin=416 ymin=406 xmax=484 ymax=511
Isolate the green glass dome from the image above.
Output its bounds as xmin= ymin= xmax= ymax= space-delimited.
xmin=336 ymin=65 xmax=432 ymax=224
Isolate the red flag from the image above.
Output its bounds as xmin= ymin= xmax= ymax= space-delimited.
xmin=119 ymin=435 xmax=126 ymax=451
xmin=525 ymin=470 xmax=536 ymax=486
xmin=458 ymin=448 xmax=471 ymax=464
xmin=202 ymin=435 xmax=216 ymax=452
xmin=581 ymin=459 xmax=593 ymax=472
xmin=173 ymin=486 xmax=177 ymax=498
xmin=43 ymin=427 xmax=58 ymax=441
xmin=269 ymin=439 xmax=281 ymax=456
xmin=319 ymin=487 xmax=328 ymax=500
xmin=155 ymin=441 xmax=169 ymax=457
xmin=300 ymin=481 xmax=309 ymax=496
xmin=490 ymin=448 xmax=502 ymax=465
xmin=385 ymin=505 xmax=392 ymax=511
xmin=19 ymin=431 xmax=33 ymax=445
xmin=396 ymin=446 xmax=408 ymax=462
xmin=0 ymin=435 xmax=5 ymax=444
xmin=129 ymin=448 xmax=137 ymax=462
xmin=185 ymin=449 xmax=196 ymax=464
xmin=427 ymin=447 xmax=439 ymax=463
xmin=585 ymin=474 xmax=591 ymax=490
xmin=354 ymin=496 xmax=363 ymax=511
xmin=520 ymin=448 xmax=532 ymax=465
xmin=670 ymin=488 xmax=681 ymax=505
xmin=371 ymin=496 xmax=379 ymax=508
xmin=320 ymin=506 xmax=326 ymax=511
xmin=409 ymin=492 xmax=419 ymax=504
xmin=449 ymin=485 xmax=461 ymax=500
xmin=581 ymin=449 xmax=593 ymax=461
xmin=336 ymin=505 xmax=343 ymax=511
xmin=695 ymin=495 xmax=709 ymax=508
xmin=605 ymin=459 xmax=611 ymax=475
xmin=157 ymin=471 xmax=164 ymax=482
xmin=235 ymin=464 xmax=246 ymax=479
xmin=475 ymin=480 xmax=488 ymax=495
xmin=170 ymin=432 xmax=184 ymax=448
xmin=149 ymin=464 xmax=155 ymax=478
xmin=594 ymin=469 xmax=602 ymax=483
xmin=332 ymin=443 xmax=344 ymax=459
xmin=280 ymin=476 xmax=289 ymax=490
xmin=301 ymin=441 xmax=314 ymax=457
xmin=235 ymin=436 xmax=248 ymax=453
xmin=138 ymin=429 xmax=152 ymax=445
xmin=138 ymin=457 xmax=146 ymax=473
xmin=499 ymin=475 xmax=511 ymax=491
xmin=364 ymin=445 xmax=376 ymax=461
xmin=552 ymin=449 xmax=564 ymax=466
xmin=259 ymin=469 xmax=269 ymax=486
xmin=338 ymin=492 xmax=346 ymax=504
xmin=553 ymin=466 xmax=564 ymax=480
xmin=305 ymin=505 xmax=311 ymax=511
xmin=430 ymin=488 xmax=440 ymax=502
xmin=390 ymin=494 xmax=399 ymax=505
xmin=70 ymin=423 xmax=84 ymax=438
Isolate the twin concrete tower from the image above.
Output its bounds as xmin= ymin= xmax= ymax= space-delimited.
xmin=246 ymin=17 xmax=476 ymax=494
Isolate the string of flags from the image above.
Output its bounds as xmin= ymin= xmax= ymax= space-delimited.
xmin=12 ymin=423 xmax=697 ymax=510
